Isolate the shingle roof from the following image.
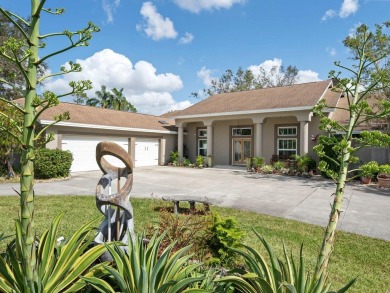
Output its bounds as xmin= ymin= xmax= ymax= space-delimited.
xmin=14 ymin=100 xmax=177 ymax=133
xmin=174 ymin=80 xmax=339 ymax=117
xmin=332 ymin=95 xmax=388 ymax=131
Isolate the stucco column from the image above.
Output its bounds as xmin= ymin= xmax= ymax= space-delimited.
xmin=300 ymin=121 xmax=309 ymax=155
xmin=177 ymin=126 xmax=184 ymax=158
xmin=254 ymin=122 xmax=263 ymax=157
xmin=159 ymin=138 xmax=166 ymax=165
xmin=207 ymin=124 xmax=213 ymax=156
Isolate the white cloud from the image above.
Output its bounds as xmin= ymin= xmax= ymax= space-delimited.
xmin=137 ymin=2 xmax=178 ymax=41
xmin=248 ymin=58 xmax=283 ymax=76
xmin=339 ymin=0 xmax=359 ymax=18
xmin=102 ymin=0 xmax=120 ymax=23
xmin=173 ymin=0 xmax=245 ymax=13
xmin=179 ymin=32 xmax=194 ymax=44
xmin=322 ymin=0 xmax=359 ymax=21
xmin=42 ymin=49 xmax=189 ymax=115
xmin=326 ymin=47 xmax=337 ymax=56
xmin=197 ymin=66 xmax=215 ymax=87
xmin=196 ymin=59 xmax=321 ymax=94
xmin=321 ymin=9 xmax=336 ymax=21
xmin=296 ymin=70 xmax=321 ymax=84
xmin=250 ymin=58 xmax=320 ymax=84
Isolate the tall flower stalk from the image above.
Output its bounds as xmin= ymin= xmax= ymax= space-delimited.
xmin=0 ymin=1 xmax=99 ymax=290
xmin=312 ymin=22 xmax=390 ymax=282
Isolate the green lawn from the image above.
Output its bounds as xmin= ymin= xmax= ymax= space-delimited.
xmin=0 ymin=195 xmax=388 ymax=292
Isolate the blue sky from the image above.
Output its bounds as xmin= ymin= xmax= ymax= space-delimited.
xmin=2 ymin=0 xmax=389 ymax=115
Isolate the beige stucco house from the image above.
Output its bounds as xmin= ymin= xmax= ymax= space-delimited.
xmin=34 ymin=79 xmax=352 ymax=171
xmin=171 ymin=79 xmax=341 ymax=166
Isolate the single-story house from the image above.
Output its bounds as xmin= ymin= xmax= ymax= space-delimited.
xmin=26 ymin=79 xmax=382 ymax=172
xmin=171 ymin=79 xmax=341 ymax=165
xmin=39 ymin=102 xmax=178 ymax=172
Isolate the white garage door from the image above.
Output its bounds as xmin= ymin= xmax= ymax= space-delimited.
xmin=62 ymin=135 xmax=129 ymax=172
xmin=135 ymin=138 xmax=159 ymax=167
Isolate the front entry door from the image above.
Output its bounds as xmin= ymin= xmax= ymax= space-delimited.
xmin=233 ymin=138 xmax=252 ymax=164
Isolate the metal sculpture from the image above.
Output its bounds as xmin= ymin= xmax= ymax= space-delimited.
xmin=94 ymin=141 xmax=135 ymax=245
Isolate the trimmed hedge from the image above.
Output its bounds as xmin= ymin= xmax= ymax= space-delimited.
xmin=35 ymin=148 xmax=73 ymax=179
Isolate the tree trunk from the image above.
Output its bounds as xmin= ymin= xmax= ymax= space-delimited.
xmin=6 ymin=149 xmax=15 ymax=178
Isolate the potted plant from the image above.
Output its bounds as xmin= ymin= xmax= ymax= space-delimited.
xmin=359 ymin=161 xmax=379 ymax=184
xmin=377 ymin=164 xmax=390 ymax=188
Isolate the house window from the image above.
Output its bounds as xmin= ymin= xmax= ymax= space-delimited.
xmin=278 ymin=126 xmax=297 ymax=136
xmin=198 ymin=129 xmax=207 ymax=156
xmin=232 ymin=127 xmax=252 ymax=136
xmin=277 ymin=139 xmax=297 ymax=157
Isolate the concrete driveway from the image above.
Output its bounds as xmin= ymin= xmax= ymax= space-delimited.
xmin=1 ymin=166 xmax=389 ymax=241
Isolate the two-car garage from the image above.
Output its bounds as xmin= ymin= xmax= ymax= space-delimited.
xmin=40 ymin=101 xmax=177 ymax=173
xmin=62 ymin=134 xmax=160 ymax=172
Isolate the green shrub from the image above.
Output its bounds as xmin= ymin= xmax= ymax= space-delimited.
xmin=291 ymin=154 xmax=312 ymax=172
xmin=196 ymin=155 xmax=204 ymax=167
xmin=35 ymin=148 xmax=73 ymax=179
xmin=360 ymin=161 xmax=379 ymax=179
xmin=183 ymin=158 xmax=191 ymax=166
xmin=206 ymin=212 xmax=244 ymax=266
xmin=169 ymin=151 xmax=179 ymax=163
xmin=272 ymin=161 xmax=285 ymax=170
xmin=252 ymin=156 xmax=264 ymax=167
xmin=216 ymin=230 xmax=356 ymax=293
xmin=88 ymin=232 xmax=210 ymax=292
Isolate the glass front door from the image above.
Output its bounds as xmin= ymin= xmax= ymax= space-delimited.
xmin=232 ymin=138 xmax=251 ymax=164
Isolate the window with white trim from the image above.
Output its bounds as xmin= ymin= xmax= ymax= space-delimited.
xmin=278 ymin=126 xmax=297 ymax=136
xmin=232 ymin=127 xmax=252 ymax=136
xmin=198 ymin=129 xmax=207 ymax=156
xmin=277 ymin=139 xmax=297 ymax=157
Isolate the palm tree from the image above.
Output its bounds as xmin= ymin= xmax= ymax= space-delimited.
xmin=85 ymin=86 xmax=137 ymax=112
xmin=111 ymin=87 xmax=137 ymax=112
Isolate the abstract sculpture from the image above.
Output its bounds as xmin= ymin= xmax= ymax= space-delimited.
xmin=94 ymin=141 xmax=135 ymax=245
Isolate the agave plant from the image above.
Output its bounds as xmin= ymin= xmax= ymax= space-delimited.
xmin=0 ymin=213 xmax=109 ymax=292
xmin=85 ymin=232 xmax=213 ymax=292
xmin=216 ymin=230 xmax=356 ymax=293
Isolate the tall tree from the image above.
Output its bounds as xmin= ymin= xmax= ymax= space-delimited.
xmin=111 ymin=87 xmax=137 ymax=112
xmin=86 ymin=85 xmax=137 ymax=112
xmin=0 ymin=2 xmax=98 ymax=290
xmin=0 ymin=100 xmax=22 ymax=177
xmin=312 ymin=22 xmax=390 ymax=285
xmin=192 ymin=65 xmax=299 ymax=98
xmin=0 ymin=13 xmax=47 ymax=100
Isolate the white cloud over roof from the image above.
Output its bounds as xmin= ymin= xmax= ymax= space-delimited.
xmin=42 ymin=49 xmax=190 ymax=115
xmin=173 ymin=0 xmax=245 ymax=13
xmin=137 ymin=2 xmax=178 ymax=41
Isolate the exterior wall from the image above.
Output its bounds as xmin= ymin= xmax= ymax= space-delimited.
xmin=307 ymin=115 xmax=323 ymax=159
xmin=177 ymin=109 xmax=315 ymax=166
xmin=263 ymin=116 xmax=298 ymax=164
xmin=183 ymin=122 xmax=204 ymax=162
xmin=45 ymin=125 xmax=177 ymax=166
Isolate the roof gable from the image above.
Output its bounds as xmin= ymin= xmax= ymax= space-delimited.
xmin=174 ymin=80 xmax=338 ymax=117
